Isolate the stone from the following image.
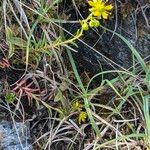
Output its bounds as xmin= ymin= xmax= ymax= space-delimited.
xmin=0 ymin=121 xmax=32 ymax=150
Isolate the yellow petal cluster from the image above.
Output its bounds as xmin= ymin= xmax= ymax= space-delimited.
xmin=72 ymin=101 xmax=83 ymax=112
xmin=88 ymin=0 xmax=113 ymax=19
xmin=78 ymin=111 xmax=87 ymax=124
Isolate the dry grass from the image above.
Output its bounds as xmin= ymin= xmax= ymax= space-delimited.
xmin=0 ymin=0 xmax=150 ymax=149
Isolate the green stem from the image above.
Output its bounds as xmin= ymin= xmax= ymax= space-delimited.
xmin=67 ymin=49 xmax=100 ymax=136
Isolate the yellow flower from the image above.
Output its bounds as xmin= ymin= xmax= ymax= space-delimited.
xmin=88 ymin=0 xmax=113 ymax=19
xmin=72 ymin=101 xmax=83 ymax=112
xmin=78 ymin=111 xmax=87 ymax=124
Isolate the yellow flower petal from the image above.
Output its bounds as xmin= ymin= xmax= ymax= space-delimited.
xmin=93 ymin=11 xmax=101 ymax=17
xmin=88 ymin=1 xmax=94 ymax=6
xmin=94 ymin=0 xmax=101 ymax=2
xmin=102 ymin=12 xmax=108 ymax=19
xmin=105 ymin=4 xmax=113 ymax=10
xmin=78 ymin=111 xmax=87 ymax=124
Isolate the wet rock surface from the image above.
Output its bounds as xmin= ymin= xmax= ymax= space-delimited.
xmin=0 ymin=121 xmax=32 ymax=150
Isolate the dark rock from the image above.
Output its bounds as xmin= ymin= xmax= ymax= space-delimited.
xmin=62 ymin=1 xmax=150 ymax=75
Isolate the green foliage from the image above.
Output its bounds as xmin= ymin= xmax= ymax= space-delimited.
xmin=5 ymin=92 xmax=15 ymax=103
xmin=1 ymin=0 xmax=150 ymax=149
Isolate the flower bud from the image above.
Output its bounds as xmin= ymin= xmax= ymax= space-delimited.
xmin=89 ymin=20 xmax=95 ymax=27
xmin=89 ymin=19 xmax=100 ymax=28
xmin=94 ymin=20 xmax=100 ymax=27
xmin=82 ymin=22 xmax=89 ymax=31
